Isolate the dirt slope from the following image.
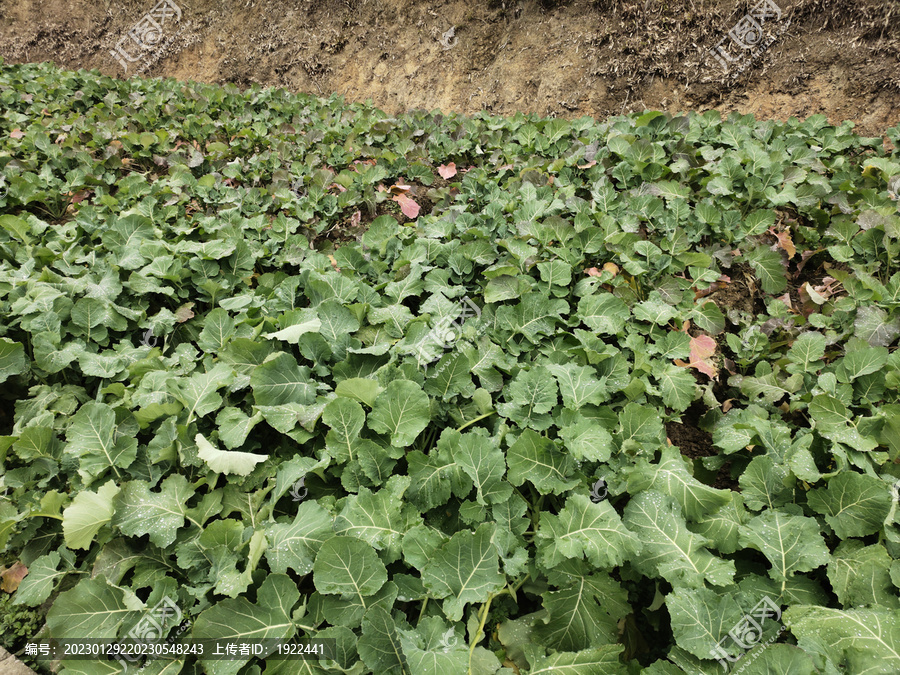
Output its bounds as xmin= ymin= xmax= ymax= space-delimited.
xmin=0 ymin=0 xmax=897 ymax=139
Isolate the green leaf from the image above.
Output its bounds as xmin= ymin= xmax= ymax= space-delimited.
xmin=784 ymin=606 xmax=900 ymax=674
xmin=666 ymin=586 xmax=745 ymax=661
xmin=335 ymin=377 xmax=383 ymax=407
xmin=622 ymin=491 xmax=735 ymax=588
xmin=358 ymin=605 xmax=406 ymax=675
xmin=656 ymin=363 xmax=697 ymax=411
xmin=367 ymin=379 xmax=431 ymax=448
xmin=65 ymin=401 xmax=137 ymax=484
xmin=251 ymin=352 xmax=315 ymax=406
xmin=195 ymin=432 xmax=267 ymax=476
xmin=313 ymin=536 xmax=388 ymax=598
xmin=112 ymin=475 xmax=195 ymax=548
xmin=854 ymin=305 xmax=900 ymax=347
xmin=193 ymin=573 xmax=299 ymax=670
xmin=529 ymin=645 xmax=628 ymax=674
xmin=46 ymin=576 xmax=131 ymax=638
xmin=423 ymin=352 xmax=475 ymax=402
xmin=546 ymin=363 xmax=607 ymax=410
xmin=534 ymin=566 xmax=630 ymax=651
xmin=828 ymin=540 xmax=900 ymax=610
xmin=558 ymin=418 xmax=613 ymax=462
xmin=496 ymin=365 xmax=558 ymax=429
xmin=63 ymin=480 xmax=120 ymax=550
xmin=324 ymin=397 xmax=367 ymax=463
xmin=537 ymin=494 xmax=641 ymax=569
xmin=265 ymin=500 xmax=334 ymax=576
xmin=787 ymin=332 xmax=826 ymax=372
xmin=507 ymin=428 xmax=579 ymax=495
xmin=334 ymin=482 xmax=421 ymax=563
xmin=626 ymin=446 xmax=731 ymax=521
xmin=738 ymin=510 xmax=830 ymax=583
xmin=807 ymin=472 xmax=893 ymax=538
xmin=578 ymin=293 xmax=629 ymax=335
xmin=422 ymin=523 xmax=506 ymax=622
xmin=746 ymin=246 xmax=788 ymax=294
xmin=12 ymin=551 xmax=65 ymax=606
xmin=452 ymin=428 xmax=512 ymax=506
xmin=0 ymin=338 xmax=27 ymax=383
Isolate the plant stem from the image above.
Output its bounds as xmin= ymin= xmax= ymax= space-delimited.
xmin=457 ymin=411 xmax=496 ymax=432
xmin=468 ymin=592 xmax=495 ymax=675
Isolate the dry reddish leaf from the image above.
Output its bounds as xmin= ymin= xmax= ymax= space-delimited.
xmin=328 ymin=254 xmax=341 ymax=272
xmin=438 ymin=163 xmax=457 ymax=179
xmin=722 ymin=398 xmax=735 ymax=413
xmin=577 ymin=160 xmax=597 ymax=169
xmin=676 ymin=334 xmax=718 ymax=378
xmin=350 ymin=210 xmax=362 ymax=228
xmin=0 ymin=561 xmax=28 ymax=592
xmin=329 ymin=183 xmax=347 ymax=193
xmin=389 ymin=184 xmax=412 ymax=195
xmin=585 ymin=267 xmax=602 ymax=277
xmin=777 ymin=293 xmax=793 ymax=310
xmin=393 ymin=193 xmax=420 ymax=219
xmin=769 ymin=226 xmax=797 ymax=258
xmin=10 ymin=129 xmax=25 ymax=139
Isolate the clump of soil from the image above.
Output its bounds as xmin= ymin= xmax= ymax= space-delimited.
xmin=667 ymin=402 xmax=738 ymax=490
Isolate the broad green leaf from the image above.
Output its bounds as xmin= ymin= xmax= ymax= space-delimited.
xmin=507 ymin=428 xmax=579 ymax=495
xmin=787 ymin=332 xmax=826 ymax=372
xmin=265 ymin=500 xmax=334 ymax=576
xmin=828 ymin=540 xmax=900 ymax=610
xmin=578 ymin=293 xmax=629 ymax=335
xmin=784 ymin=606 xmax=900 ymax=674
xmin=251 ymin=352 xmax=315 ymax=406
xmin=623 ymin=491 xmax=735 ymax=588
xmin=324 ymin=397 xmax=367 ymax=463
xmin=12 ymin=551 xmax=65 ymax=606
xmin=807 ymin=472 xmax=892 ymax=538
xmin=423 ymin=351 xmax=475 ymax=402
xmin=529 ymin=645 xmax=628 ymax=674
xmin=546 ymin=363 xmax=607 ymax=410
xmin=451 ymin=428 xmax=512 ymax=506
xmin=537 ymin=494 xmax=641 ymax=569
xmin=63 ymin=480 xmax=120 ymax=550
xmin=334 ymin=481 xmax=421 ymax=563
xmin=396 ymin=615 xmax=469 ymax=675
xmin=170 ymin=362 xmax=235 ymax=420
xmin=738 ymin=510 xmax=830 ymax=583
xmin=497 ymin=293 xmax=568 ymax=342
xmin=497 ymin=366 xmax=558 ymax=429
xmin=263 ymin=316 xmax=322 ymax=344
xmin=65 ymin=401 xmax=137 ymax=484
xmin=534 ymin=566 xmax=630 ymax=651
xmin=46 ymin=576 xmax=132 ymax=638
xmin=854 ymin=305 xmax=900 ymax=347
xmin=313 ymin=536 xmax=388 ymax=598
xmin=0 ymin=338 xmax=26 ymax=383
xmin=656 ymin=363 xmax=697 ymax=411
xmin=558 ymin=418 xmax=613 ymax=462
xmin=367 ymin=379 xmax=431 ymax=447
xmin=197 ymin=308 xmax=236 ymax=352
xmin=334 ymin=377 xmax=383 ymax=407
xmin=112 ymin=475 xmax=195 ymax=548
xmin=738 ymin=455 xmax=792 ymax=511
xmin=422 ymin=523 xmax=506 ymax=622
xmin=216 ymin=407 xmax=264 ymax=449
xmin=195 ymin=432 xmax=267 ymax=476
xmin=747 ymin=246 xmax=787 ymax=294
xmin=358 ymin=605 xmax=406 ymax=675
xmin=836 ymin=346 xmax=889 ymax=382
xmin=666 ymin=586 xmax=746 ymax=661
xmin=626 ymin=446 xmax=731 ymax=521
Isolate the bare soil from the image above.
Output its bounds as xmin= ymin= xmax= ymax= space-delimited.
xmin=0 ymin=0 xmax=897 ymax=142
